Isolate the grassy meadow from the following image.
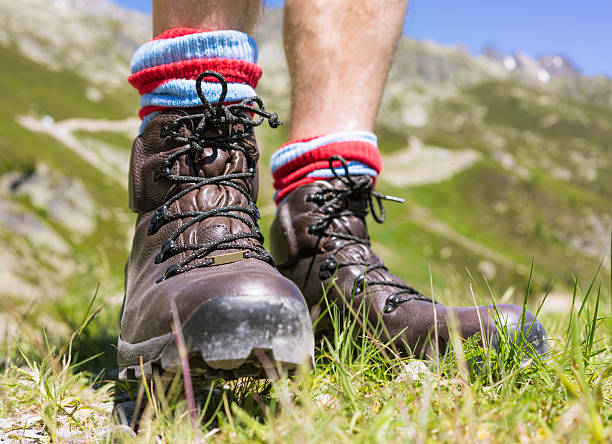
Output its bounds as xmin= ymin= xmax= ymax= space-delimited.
xmin=0 ymin=263 xmax=610 ymax=443
xmin=0 ymin=25 xmax=611 ymax=442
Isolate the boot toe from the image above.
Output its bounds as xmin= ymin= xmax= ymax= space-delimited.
xmin=131 ymin=262 xmax=309 ymax=343
xmin=489 ymin=305 xmax=548 ymax=357
xmin=119 ymin=262 xmax=315 ymax=379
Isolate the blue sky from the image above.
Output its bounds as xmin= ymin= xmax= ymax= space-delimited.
xmin=116 ymin=0 xmax=612 ymax=77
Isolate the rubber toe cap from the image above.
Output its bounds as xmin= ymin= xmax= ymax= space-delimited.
xmin=491 ymin=306 xmax=548 ymax=357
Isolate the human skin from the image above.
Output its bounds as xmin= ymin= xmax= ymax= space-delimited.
xmin=152 ymin=0 xmax=408 ymax=139
xmin=283 ymin=0 xmax=410 ymax=139
xmin=152 ymin=0 xmax=261 ymax=35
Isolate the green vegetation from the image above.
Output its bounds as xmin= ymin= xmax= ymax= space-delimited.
xmin=0 ymin=9 xmax=611 ymax=441
xmin=0 ymin=266 xmax=610 ymax=442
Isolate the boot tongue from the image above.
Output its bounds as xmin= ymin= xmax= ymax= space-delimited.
xmin=324 ymin=178 xmax=406 ymax=286
xmin=325 ymin=177 xmax=371 ymax=241
xmin=198 ymin=224 xmax=230 ymax=244
xmin=328 ymin=211 xmax=368 ymax=241
xmin=169 ymin=118 xmax=261 ymax=251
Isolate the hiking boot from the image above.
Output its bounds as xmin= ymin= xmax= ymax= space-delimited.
xmin=270 ymin=156 xmax=547 ymax=358
xmin=118 ymin=73 xmax=314 ymax=380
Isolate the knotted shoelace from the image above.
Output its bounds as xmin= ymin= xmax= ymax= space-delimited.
xmin=307 ymin=156 xmax=434 ymax=312
xmin=150 ymin=71 xmax=280 ymax=283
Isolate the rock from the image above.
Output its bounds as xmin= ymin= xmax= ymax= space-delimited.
xmin=0 ymin=198 xmax=70 ymax=253
xmin=1 ymin=0 xmax=150 ymax=88
xmin=396 ymin=360 xmax=435 ymax=384
xmin=477 ymin=260 xmax=497 ymax=280
xmin=1 ymin=163 xmax=96 ymax=238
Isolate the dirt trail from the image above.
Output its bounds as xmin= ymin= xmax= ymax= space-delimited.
xmin=16 ymin=115 xmax=139 ymax=188
xmin=380 ymin=138 xmax=482 ymax=187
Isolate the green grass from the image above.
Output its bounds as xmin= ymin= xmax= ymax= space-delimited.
xmin=0 ymin=45 xmax=137 ymax=122
xmin=0 ymin=261 xmax=610 ymax=443
xmin=1 ymin=36 xmax=611 ymax=443
xmin=2 ymin=42 xmax=609 ymax=313
xmin=73 ymin=130 xmax=135 ymax=153
xmin=386 ymin=160 xmax=611 ymax=292
xmin=0 ymin=45 xmax=134 ymax=294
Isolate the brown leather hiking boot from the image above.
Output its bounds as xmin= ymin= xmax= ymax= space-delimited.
xmin=270 ymin=156 xmax=547 ymax=358
xmin=118 ymin=73 xmax=314 ymax=380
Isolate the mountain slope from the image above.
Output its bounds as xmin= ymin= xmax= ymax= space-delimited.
xmin=0 ymin=1 xmax=609 ymax=343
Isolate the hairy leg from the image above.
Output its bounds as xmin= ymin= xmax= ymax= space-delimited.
xmin=153 ymin=0 xmax=261 ymax=35
xmin=283 ymin=0 xmax=409 ymax=139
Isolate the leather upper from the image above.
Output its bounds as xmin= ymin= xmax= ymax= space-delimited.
xmin=121 ymin=111 xmax=305 ymax=344
xmin=270 ymin=179 xmax=545 ymax=357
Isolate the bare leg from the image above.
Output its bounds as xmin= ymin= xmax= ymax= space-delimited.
xmin=153 ymin=0 xmax=261 ymax=36
xmin=283 ymin=0 xmax=409 ymax=139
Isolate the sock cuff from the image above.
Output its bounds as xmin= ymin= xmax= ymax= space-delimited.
xmin=130 ymin=29 xmax=258 ymax=74
xmin=139 ymin=80 xmax=258 ymax=108
xmin=128 ymin=58 xmax=262 ymax=95
xmin=270 ymin=131 xmax=378 ymax=174
xmin=270 ymin=131 xmax=382 ymax=204
xmin=152 ymin=27 xmax=206 ymax=40
xmin=129 ymin=28 xmax=261 ymax=134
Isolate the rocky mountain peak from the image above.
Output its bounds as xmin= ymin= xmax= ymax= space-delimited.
xmin=482 ymin=47 xmax=582 ymax=84
xmin=538 ymin=55 xmax=581 ymax=77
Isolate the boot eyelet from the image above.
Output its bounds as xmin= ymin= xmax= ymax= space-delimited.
xmin=153 ymin=167 xmax=163 ymax=182
xmin=155 ymin=239 xmax=175 ymax=264
xmin=353 ymin=276 xmax=365 ymax=294
xmin=165 ymin=264 xmax=180 ymax=279
xmin=148 ymin=206 xmax=167 ymax=235
xmin=383 ymin=304 xmax=395 ymax=313
xmin=156 ymin=263 xmax=179 ymax=283
xmin=318 ymin=257 xmax=339 ymax=281
xmin=251 ymin=203 xmax=261 ymax=220
xmin=327 ymin=257 xmax=338 ymax=270
xmin=308 ymin=225 xmax=321 ymax=235
xmin=319 ymin=267 xmax=331 ymax=281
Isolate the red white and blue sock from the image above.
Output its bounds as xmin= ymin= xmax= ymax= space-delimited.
xmin=128 ymin=28 xmax=262 ymax=134
xmin=271 ymin=131 xmax=382 ymax=204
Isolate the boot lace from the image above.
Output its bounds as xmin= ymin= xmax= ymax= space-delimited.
xmin=150 ymin=71 xmax=280 ymax=283
xmin=307 ymin=156 xmax=434 ymax=313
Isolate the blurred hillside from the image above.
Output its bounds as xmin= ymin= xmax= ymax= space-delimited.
xmin=0 ymin=0 xmax=610 ymax=340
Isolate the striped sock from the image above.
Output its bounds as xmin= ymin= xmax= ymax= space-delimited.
xmin=270 ymin=131 xmax=383 ymax=204
xmin=128 ymin=28 xmax=262 ymax=134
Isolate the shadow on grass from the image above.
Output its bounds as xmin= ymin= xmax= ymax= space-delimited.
xmin=3 ymin=258 xmax=607 ymax=440
xmin=112 ymin=374 xmax=275 ymax=434
xmin=54 ymin=288 xmax=121 ymax=378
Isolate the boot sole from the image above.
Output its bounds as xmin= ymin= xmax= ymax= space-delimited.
xmin=117 ymin=294 xmax=315 ymax=380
